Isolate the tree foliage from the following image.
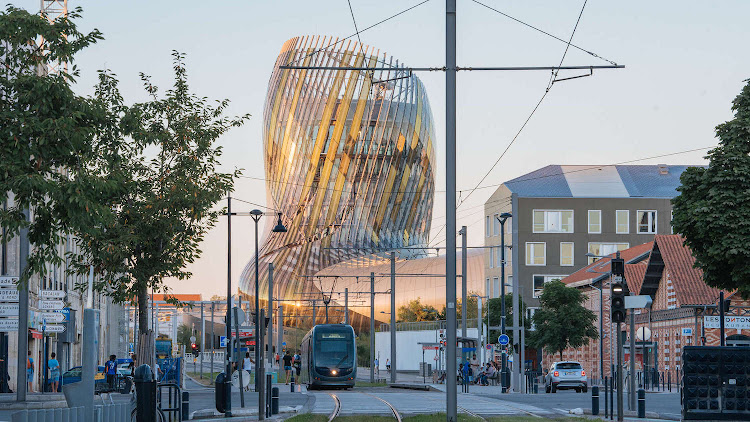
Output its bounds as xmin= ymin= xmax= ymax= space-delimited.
xmin=176 ymin=323 xmax=199 ymax=348
xmin=672 ymin=80 xmax=750 ymax=298
xmin=0 ymin=6 xmax=107 ymax=283
xmin=486 ymin=293 xmax=531 ymax=346
xmin=397 ymin=297 xmax=439 ymax=322
xmin=530 ymin=280 xmax=598 ymax=359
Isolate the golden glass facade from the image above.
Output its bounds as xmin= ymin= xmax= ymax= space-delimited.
xmin=239 ymin=36 xmax=436 ymax=308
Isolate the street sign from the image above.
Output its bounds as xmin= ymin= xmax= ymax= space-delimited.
xmin=422 ymin=345 xmax=439 ymax=350
xmin=220 ymin=336 xmax=227 ymax=348
xmin=39 ymin=300 xmax=65 ymax=310
xmin=704 ymin=315 xmax=750 ymax=329
xmin=41 ymin=312 xmax=66 ymax=323
xmin=486 ymin=344 xmax=492 ymax=350
xmin=682 ymin=327 xmax=693 ymax=337
xmin=0 ymin=319 xmax=19 ymax=332
xmin=0 ymin=290 xmax=19 ymax=302
xmin=498 ymin=334 xmax=510 ymax=345
xmin=0 ymin=277 xmax=18 ymax=287
xmin=43 ymin=325 xmax=65 ymax=333
xmin=282 ymin=342 xmax=286 ymax=346
xmin=0 ymin=303 xmax=19 ymax=316
xmin=40 ymin=290 xmax=65 ymax=299
xmin=190 ymin=336 xmax=196 ymax=343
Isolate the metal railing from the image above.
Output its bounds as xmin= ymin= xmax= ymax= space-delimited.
xmin=378 ymin=318 xmax=481 ymax=332
xmin=10 ymin=403 xmax=131 ymax=422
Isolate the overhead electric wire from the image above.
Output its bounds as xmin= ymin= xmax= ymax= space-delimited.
xmin=469 ymin=0 xmax=618 ymax=66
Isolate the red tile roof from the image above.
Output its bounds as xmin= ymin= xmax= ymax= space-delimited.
xmin=561 ymin=241 xmax=653 ymax=287
xmin=150 ymin=293 xmax=202 ymax=302
xmin=624 ymin=262 xmax=647 ymax=294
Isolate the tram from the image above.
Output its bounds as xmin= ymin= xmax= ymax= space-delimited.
xmin=300 ymin=324 xmax=356 ymax=389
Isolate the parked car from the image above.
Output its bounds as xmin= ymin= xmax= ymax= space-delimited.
xmin=61 ymin=366 xmax=107 ymax=386
xmin=117 ymin=363 xmax=132 ymax=377
xmin=544 ymin=361 xmax=587 ymax=393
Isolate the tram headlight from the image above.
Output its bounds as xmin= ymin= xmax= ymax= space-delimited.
xmin=331 ymin=369 xmax=338 ymax=375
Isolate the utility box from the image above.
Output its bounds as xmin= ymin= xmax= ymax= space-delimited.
xmin=682 ymin=346 xmax=750 ymax=420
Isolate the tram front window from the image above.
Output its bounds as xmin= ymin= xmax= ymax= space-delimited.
xmin=314 ymin=329 xmax=353 ymax=367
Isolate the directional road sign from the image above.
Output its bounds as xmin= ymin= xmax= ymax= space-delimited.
xmin=282 ymin=342 xmax=286 ymax=346
xmin=0 ymin=303 xmax=19 ymax=316
xmin=0 ymin=277 xmax=18 ymax=287
xmin=39 ymin=300 xmax=65 ymax=310
xmin=41 ymin=312 xmax=66 ymax=323
xmin=43 ymin=325 xmax=65 ymax=333
xmin=0 ymin=290 xmax=19 ymax=302
xmin=220 ymin=336 xmax=227 ymax=348
xmin=0 ymin=319 xmax=19 ymax=332
xmin=40 ymin=290 xmax=65 ymax=299
xmin=498 ymin=334 xmax=510 ymax=345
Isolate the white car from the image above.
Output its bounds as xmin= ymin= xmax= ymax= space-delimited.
xmin=544 ymin=361 xmax=587 ymax=393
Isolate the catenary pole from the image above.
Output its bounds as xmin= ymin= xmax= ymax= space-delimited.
xmin=201 ymin=302 xmax=205 ymax=379
xmin=629 ymin=305 xmax=636 ymax=409
xmin=500 ymin=216 xmax=508 ymax=392
xmin=225 ymin=195 xmax=233 ymax=417
xmin=617 ymin=321 xmax=624 ymax=422
xmin=345 ymin=288 xmax=349 ymax=325
xmin=445 ymin=0 xmax=458 ymax=420
xmin=390 ymin=251 xmax=396 ymax=383
xmin=370 ymin=272 xmax=375 ymax=383
xmin=461 ymin=226 xmax=467 ymax=339
xmin=268 ymin=263 xmax=274 ymax=367
xmin=16 ymin=209 xmax=29 ymax=402
xmin=211 ymin=302 xmax=215 ymax=377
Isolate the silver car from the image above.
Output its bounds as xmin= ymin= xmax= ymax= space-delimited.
xmin=545 ymin=361 xmax=587 ymax=393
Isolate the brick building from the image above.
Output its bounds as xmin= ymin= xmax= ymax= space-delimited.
xmin=545 ymin=234 xmax=750 ymax=382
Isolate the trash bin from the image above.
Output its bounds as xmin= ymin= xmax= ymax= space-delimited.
xmin=215 ymin=372 xmax=229 ymax=413
xmin=134 ymin=365 xmax=156 ymax=422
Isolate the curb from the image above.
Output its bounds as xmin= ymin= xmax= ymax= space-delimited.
xmin=191 ymin=405 xmax=302 ymax=420
xmin=388 ymin=383 xmax=439 ymax=392
xmin=581 ymin=407 xmax=679 ymax=421
xmin=0 ymin=400 xmax=68 ymax=410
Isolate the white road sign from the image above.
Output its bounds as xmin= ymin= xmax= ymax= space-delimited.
xmin=40 ymin=290 xmax=65 ymax=299
xmin=0 ymin=303 xmax=19 ymax=316
xmin=0 ymin=319 xmax=19 ymax=332
xmin=39 ymin=300 xmax=65 ymax=310
xmin=704 ymin=315 xmax=750 ymax=330
xmin=43 ymin=325 xmax=65 ymax=333
xmin=0 ymin=277 xmax=18 ymax=287
xmin=41 ymin=312 xmax=66 ymax=323
xmin=0 ymin=290 xmax=19 ymax=302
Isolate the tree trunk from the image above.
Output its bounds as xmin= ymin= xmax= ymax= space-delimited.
xmin=136 ymin=284 xmax=155 ymax=377
xmin=138 ymin=284 xmax=149 ymax=333
xmin=559 ymin=350 xmax=563 ymax=361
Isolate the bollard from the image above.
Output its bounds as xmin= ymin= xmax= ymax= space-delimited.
xmin=668 ymin=371 xmax=671 ymax=392
xmin=271 ymin=387 xmax=280 ymax=415
xmin=290 ymin=374 xmax=295 ymax=393
xmin=266 ymin=374 xmax=273 ymax=418
xmin=134 ymin=365 xmax=156 ymax=422
xmin=604 ymin=377 xmax=609 ymax=418
xmin=638 ymin=388 xmax=645 ymax=418
xmin=592 ymin=385 xmax=600 ymax=416
xmin=215 ymin=372 xmax=228 ymax=413
xmin=182 ymin=391 xmax=190 ymax=421
xmin=533 ymin=376 xmax=538 ymax=394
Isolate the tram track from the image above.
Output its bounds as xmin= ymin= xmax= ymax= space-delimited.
xmin=326 ymin=390 xmax=402 ymax=421
xmin=358 ymin=391 xmax=403 ymax=422
xmin=327 ymin=393 xmax=341 ymax=422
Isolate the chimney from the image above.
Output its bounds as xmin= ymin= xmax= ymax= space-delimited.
xmin=658 ymin=164 xmax=669 ymax=175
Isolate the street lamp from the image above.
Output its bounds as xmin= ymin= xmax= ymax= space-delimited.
xmin=495 ymin=212 xmax=511 ymax=392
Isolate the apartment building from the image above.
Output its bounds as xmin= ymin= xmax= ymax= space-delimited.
xmin=483 ymin=164 xmax=694 ymax=309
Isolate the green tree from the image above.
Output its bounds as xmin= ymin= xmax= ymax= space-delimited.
xmin=0 ymin=6 xmax=106 ymax=283
xmin=486 ymin=293 xmax=532 ymax=346
xmin=529 ymin=280 xmax=598 ymax=359
xmin=397 ymin=297 xmax=439 ymax=322
xmin=177 ymin=323 xmax=199 ymax=348
xmin=672 ymin=80 xmax=750 ymax=298
xmin=69 ymin=52 xmax=247 ymax=346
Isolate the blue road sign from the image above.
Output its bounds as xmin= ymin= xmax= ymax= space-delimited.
xmin=220 ymin=336 xmax=228 ymax=348
xmin=282 ymin=342 xmax=286 ymax=346
xmin=498 ymin=334 xmax=510 ymax=345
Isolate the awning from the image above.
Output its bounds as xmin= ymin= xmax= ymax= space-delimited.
xmin=29 ymin=329 xmax=42 ymax=339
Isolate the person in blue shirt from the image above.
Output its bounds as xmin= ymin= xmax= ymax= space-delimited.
xmin=105 ymin=355 xmax=117 ymax=389
xmin=26 ymin=351 xmax=34 ymax=393
xmin=48 ymin=352 xmax=60 ymax=393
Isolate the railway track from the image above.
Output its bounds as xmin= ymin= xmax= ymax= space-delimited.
xmin=359 ymin=391 xmax=403 ymax=422
xmin=327 ymin=393 xmax=341 ymax=422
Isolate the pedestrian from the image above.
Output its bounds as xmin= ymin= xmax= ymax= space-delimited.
xmin=386 ymin=358 xmax=391 ymax=372
xmin=293 ymin=350 xmax=302 ymax=378
xmin=26 ymin=351 xmax=34 ymax=393
xmin=282 ymin=351 xmax=293 ymax=384
xmin=242 ymin=352 xmax=254 ymax=392
xmin=374 ymin=358 xmax=379 ymax=374
xmin=48 ymin=352 xmax=60 ymax=393
xmin=275 ymin=353 xmax=280 ymax=367
xmin=105 ymin=355 xmax=117 ymax=390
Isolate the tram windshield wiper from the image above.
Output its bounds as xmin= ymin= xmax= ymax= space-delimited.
xmin=334 ymin=354 xmax=349 ymax=367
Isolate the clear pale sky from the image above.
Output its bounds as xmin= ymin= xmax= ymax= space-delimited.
xmin=22 ymin=0 xmax=750 ymax=297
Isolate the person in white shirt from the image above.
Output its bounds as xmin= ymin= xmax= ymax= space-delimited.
xmin=242 ymin=353 xmax=254 ymax=391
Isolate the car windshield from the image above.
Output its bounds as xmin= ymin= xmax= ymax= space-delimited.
xmin=557 ymin=363 xmax=582 ymax=369
xmin=314 ymin=328 xmax=353 ymax=367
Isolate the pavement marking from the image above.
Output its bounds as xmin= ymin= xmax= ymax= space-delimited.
xmin=328 ymin=393 xmax=341 ymax=421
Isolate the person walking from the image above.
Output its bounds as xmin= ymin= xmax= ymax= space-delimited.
xmin=282 ymin=351 xmax=293 ymax=384
xmin=48 ymin=353 xmax=60 ymax=393
xmin=386 ymin=358 xmax=391 ymax=373
xmin=26 ymin=351 xmax=34 ymax=393
xmin=275 ymin=353 xmax=280 ymax=367
xmin=105 ymin=355 xmax=117 ymax=390
xmin=242 ymin=352 xmax=254 ymax=392
xmin=293 ymin=350 xmax=302 ymax=378
xmin=374 ymin=358 xmax=379 ymax=374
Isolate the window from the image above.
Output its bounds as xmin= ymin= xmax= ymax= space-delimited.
xmin=489 ymin=247 xmax=495 ymax=268
xmin=493 ymin=277 xmax=500 ymax=299
xmin=670 ymin=210 xmax=674 ymax=234
xmin=527 ymin=307 xmax=539 ymax=330
xmin=486 ymin=278 xmax=490 ymax=297
xmin=588 ymin=210 xmax=601 ymax=234
xmin=533 ymin=275 xmax=566 ymax=297
xmin=637 ymin=210 xmax=657 ymax=234
xmin=587 ymin=242 xmax=629 ymax=263
xmin=493 ymin=213 xmax=500 ymax=236
xmin=616 ymin=210 xmax=629 ymax=234
xmin=525 ymin=242 xmax=546 ymax=266
xmin=560 ymin=242 xmax=574 ymax=266
xmin=485 ymin=216 xmax=491 ymax=237
xmin=532 ymin=210 xmax=573 ymax=233
xmin=495 ymin=247 xmax=502 ymax=268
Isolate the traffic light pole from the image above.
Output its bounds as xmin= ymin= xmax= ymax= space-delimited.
xmin=617 ymin=321 xmax=624 ymax=422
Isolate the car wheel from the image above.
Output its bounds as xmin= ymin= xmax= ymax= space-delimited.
xmin=575 ymin=388 xmax=581 ymax=393
xmin=545 ymin=384 xmax=550 ymax=393
xmin=551 ymin=385 xmax=556 ymax=393
xmin=583 ymin=386 xmax=588 ymax=393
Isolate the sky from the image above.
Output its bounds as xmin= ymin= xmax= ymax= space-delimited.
xmin=21 ymin=0 xmax=750 ymax=297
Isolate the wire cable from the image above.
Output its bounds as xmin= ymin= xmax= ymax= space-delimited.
xmin=469 ymin=0 xmax=618 ymax=66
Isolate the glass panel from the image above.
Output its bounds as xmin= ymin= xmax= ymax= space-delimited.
xmin=561 ymin=211 xmax=573 ymax=232
xmin=533 ymin=276 xmax=545 ymax=296
xmin=486 ymin=216 xmax=491 ymax=237
xmin=489 ymin=247 xmax=494 ymax=268
xmin=588 ymin=210 xmax=601 ymax=233
xmin=493 ymin=214 xmax=500 ymax=236
xmin=560 ymin=242 xmax=573 ymax=266
xmin=533 ymin=211 xmax=544 ymax=232
xmin=493 ymin=277 xmax=500 ymax=298
xmin=616 ymin=210 xmax=629 ymax=234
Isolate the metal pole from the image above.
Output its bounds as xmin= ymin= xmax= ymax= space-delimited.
xmin=600 ymin=285 xmax=604 ymax=383
xmin=201 ymin=302 xmax=205 ymax=379
xmin=252 ymin=214 xmax=263 ymax=417
xmin=258 ymin=308 xmax=265 ymax=420
xmin=512 ymin=245 xmax=520 ymax=391
xmin=211 ymin=303 xmax=215 ymax=378
xmin=617 ymin=321 xmax=624 ymax=422
xmin=461 ymin=226 xmax=467 ymax=339
xmin=500 ymin=217 xmax=508 ymax=392
xmin=445 ymin=0 xmax=458 ymax=419
xmin=277 ymin=305 xmax=283 ymax=360
xmin=225 ymin=196 xmax=233 ymax=417
xmin=312 ymin=301 xmax=316 ymax=327
xmin=519 ymin=283 xmax=526 ymax=393
xmin=720 ymin=291 xmax=725 ymax=347
xmin=370 ymin=272 xmax=375 ymax=383
xmin=234 ymin=307 xmax=245 ymax=408
xmin=477 ymin=297 xmax=483 ymax=365
xmin=390 ymin=251 xmax=396 ymax=383
xmin=16 ymin=208 xmax=29 ymax=402
xmin=629 ymin=307 xmax=635 ymax=410
xmin=344 ymin=288 xmax=349 ymax=325
xmin=267 ymin=263 xmax=274 ymax=368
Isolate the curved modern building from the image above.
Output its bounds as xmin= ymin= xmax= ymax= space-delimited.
xmin=239 ymin=36 xmax=439 ymax=323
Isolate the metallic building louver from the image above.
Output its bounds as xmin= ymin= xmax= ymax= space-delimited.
xmin=239 ymin=36 xmax=436 ymax=311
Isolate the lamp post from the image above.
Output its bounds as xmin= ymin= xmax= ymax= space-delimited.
xmin=495 ymin=212 xmax=511 ymax=392
xmin=249 ymin=209 xmax=286 ymax=420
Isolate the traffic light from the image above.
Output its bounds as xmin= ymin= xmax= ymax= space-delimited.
xmin=191 ymin=342 xmax=198 ymax=354
xmin=611 ymin=280 xmax=626 ymax=323
xmin=722 ymin=298 xmax=731 ymax=313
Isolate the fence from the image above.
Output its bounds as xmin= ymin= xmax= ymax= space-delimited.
xmin=157 ymin=357 xmax=182 ymax=385
xmin=11 ymin=403 xmax=131 ymax=422
xmin=378 ymin=318 xmax=481 ymax=332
